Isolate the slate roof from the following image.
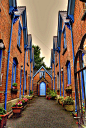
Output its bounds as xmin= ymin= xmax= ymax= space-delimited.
xmin=60 ymin=11 xmax=70 ymax=23
xmin=14 ymin=6 xmax=26 ymax=16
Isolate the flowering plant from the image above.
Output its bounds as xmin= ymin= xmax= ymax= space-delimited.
xmin=12 ymin=101 xmax=22 ymax=107
xmin=63 ymin=96 xmax=74 ymax=105
xmin=22 ymin=97 xmax=28 ymax=102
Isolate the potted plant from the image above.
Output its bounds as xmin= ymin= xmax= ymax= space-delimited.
xmin=50 ymin=90 xmax=57 ymax=100
xmin=0 ymin=107 xmax=9 ymax=128
xmin=12 ymin=101 xmax=23 ymax=114
xmin=65 ymin=84 xmax=72 ymax=96
xmin=63 ymin=96 xmax=74 ymax=111
xmin=12 ymin=83 xmax=17 ymax=89
xmin=58 ymin=96 xmax=64 ymax=105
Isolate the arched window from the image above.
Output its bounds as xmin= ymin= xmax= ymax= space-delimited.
xmin=67 ymin=61 xmax=71 ymax=84
xmin=11 ymin=58 xmax=18 ymax=87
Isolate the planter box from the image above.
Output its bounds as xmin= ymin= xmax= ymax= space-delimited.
xmin=58 ymin=99 xmax=62 ymax=105
xmin=22 ymin=102 xmax=27 ymax=110
xmin=12 ymin=106 xmax=23 ymax=114
xmin=64 ymin=105 xmax=74 ymax=111
xmin=0 ymin=113 xmax=9 ymax=128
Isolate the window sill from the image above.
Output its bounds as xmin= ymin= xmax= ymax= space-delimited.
xmin=17 ymin=44 xmax=22 ymax=53
xmin=62 ymin=48 xmax=67 ymax=55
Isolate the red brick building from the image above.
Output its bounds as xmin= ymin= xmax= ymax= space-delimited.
xmin=0 ymin=0 xmax=34 ymax=111
xmin=33 ymin=66 xmax=52 ymax=96
xmin=51 ymin=0 xmax=86 ymax=115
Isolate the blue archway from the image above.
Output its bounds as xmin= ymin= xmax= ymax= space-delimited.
xmin=40 ymin=82 xmax=46 ymax=96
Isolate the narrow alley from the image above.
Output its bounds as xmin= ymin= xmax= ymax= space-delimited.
xmin=6 ymin=97 xmax=78 ymax=128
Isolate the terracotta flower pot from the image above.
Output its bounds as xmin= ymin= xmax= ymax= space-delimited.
xmin=64 ymin=105 xmax=74 ymax=111
xmin=58 ymin=99 xmax=62 ymax=105
xmin=0 ymin=113 xmax=9 ymax=128
xmin=12 ymin=106 xmax=23 ymax=114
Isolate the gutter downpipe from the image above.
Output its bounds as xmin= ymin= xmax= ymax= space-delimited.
xmin=63 ymin=71 xmax=64 ymax=97
xmin=23 ymin=49 xmax=26 ymax=96
xmin=29 ymin=57 xmax=32 ymax=96
xmin=59 ymin=52 xmax=61 ymax=96
xmin=5 ymin=14 xmax=14 ymax=110
xmin=51 ymin=66 xmax=53 ymax=89
xmin=70 ymin=22 xmax=77 ymax=112
xmin=54 ymin=53 xmax=55 ymax=91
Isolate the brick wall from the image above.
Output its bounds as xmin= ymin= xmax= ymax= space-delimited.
xmin=33 ymin=68 xmax=52 ymax=96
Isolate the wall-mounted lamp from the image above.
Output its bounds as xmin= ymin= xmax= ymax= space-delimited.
xmin=21 ymin=66 xmax=23 ymax=70
xmin=61 ymin=68 xmax=63 ymax=71
xmin=0 ymin=39 xmax=5 ymax=49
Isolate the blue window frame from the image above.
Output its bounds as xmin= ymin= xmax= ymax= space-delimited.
xmin=17 ymin=21 xmax=22 ymax=47
xmin=40 ymin=71 xmax=45 ymax=78
xmin=67 ymin=61 xmax=71 ymax=84
xmin=11 ymin=58 xmax=17 ymax=87
xmin=63 ymin=27 xmax=67 ymax=49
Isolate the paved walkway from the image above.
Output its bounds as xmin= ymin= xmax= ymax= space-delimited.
xmin=6 ymin=97 xmax=78 ymax=128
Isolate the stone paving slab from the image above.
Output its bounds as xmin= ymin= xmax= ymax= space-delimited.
xmin=6 ymin=97 xmax=78 ymax=128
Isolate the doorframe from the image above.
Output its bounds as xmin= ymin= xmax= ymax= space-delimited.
xmin=40 ymin=82 xmax=46 ymax=96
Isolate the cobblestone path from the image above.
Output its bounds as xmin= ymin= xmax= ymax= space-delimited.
xmin=6 ymin=97 xmax=78 ymax=128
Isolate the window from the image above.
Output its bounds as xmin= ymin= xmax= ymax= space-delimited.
xmin=17 ymin=21 xmax=22 ymax=47
xmin=63 ymin=27 xmax=67 ymax=49
xmin=67 ymin=61 xmax=71 ymax=84
xmin=40 ymin=71 xmax=45 ymax=78
xmin=11 ymin=58 xmax=17 ymax=87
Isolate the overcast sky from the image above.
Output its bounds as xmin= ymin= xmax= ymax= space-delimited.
xmin=17 ymin=0 xmax=68 ymax=67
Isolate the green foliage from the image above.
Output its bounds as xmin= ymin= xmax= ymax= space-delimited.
xmin=50 ymin=90 xmax=57 ymax=97
xmin=58 ymin=96 xmax=64 ymax=100
xmin=0 ymin=116 xmax=2 ymax=120
xmin=30 ymin=90 xmax=33 ymax=95
xmin=32 ymin=45 xmax=51 ymax=70
xmin=63 ymin=96 xmax=74 ymax=105
xmin=12 ymin=83 xmax=17 ymax=87
xmin=46 ymin=88 xmax=57 ymax=98
xmin=0 ymin=107 xmax=7 ymax=115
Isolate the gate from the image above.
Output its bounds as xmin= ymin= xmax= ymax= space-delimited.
xmin=40 ymin=82 xmax=46 ymax=96
xmin=74 ymin=35 xmax=86 ymax=127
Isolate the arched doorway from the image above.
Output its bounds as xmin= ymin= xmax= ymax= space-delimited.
xmin=74 ymin=34 xmax=86 ymax=127
xmin=40 ymin=82 xmax=46 ymax=96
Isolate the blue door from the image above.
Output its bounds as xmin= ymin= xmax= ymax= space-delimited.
xmin=40 ymin=82 xmax=46 ymax=96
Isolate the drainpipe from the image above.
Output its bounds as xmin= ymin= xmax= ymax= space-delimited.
xmin=51 ymin=66 xmax=53 ymax=89
xmin=20 ymin=70 xmax=22 ymax=99
xmin=29 ymin=58 xmax=31 ymax=95
xmin=32 ymin=77 xmax=33 ymax=91
xmin=70 ymin=22 xmax=77 ymax=112
xmin=23 ymin=50 xmax=26 ymax=95
xmin=5 ymin=14 xmax=14 ymax=110
xmin=54 ymin=54 xmax=55 ymax=91
xmin=63 ymin=71 xmax=64 ymax=97
xmin=59 ymin=52 xmax=61 ymax=96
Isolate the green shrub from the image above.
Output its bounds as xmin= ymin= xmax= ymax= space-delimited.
xmin=58 ymin=96 xmax=64 ymax=100
xmin=0 ymin=107 xmax=6 ymax=115
xmin=12 ymin=83 xmax=17 ymax=87
xmin=30 ymin=90 xmax=33 ymax=95
xmin=63 ymin=96 xmax=74 ymax=105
